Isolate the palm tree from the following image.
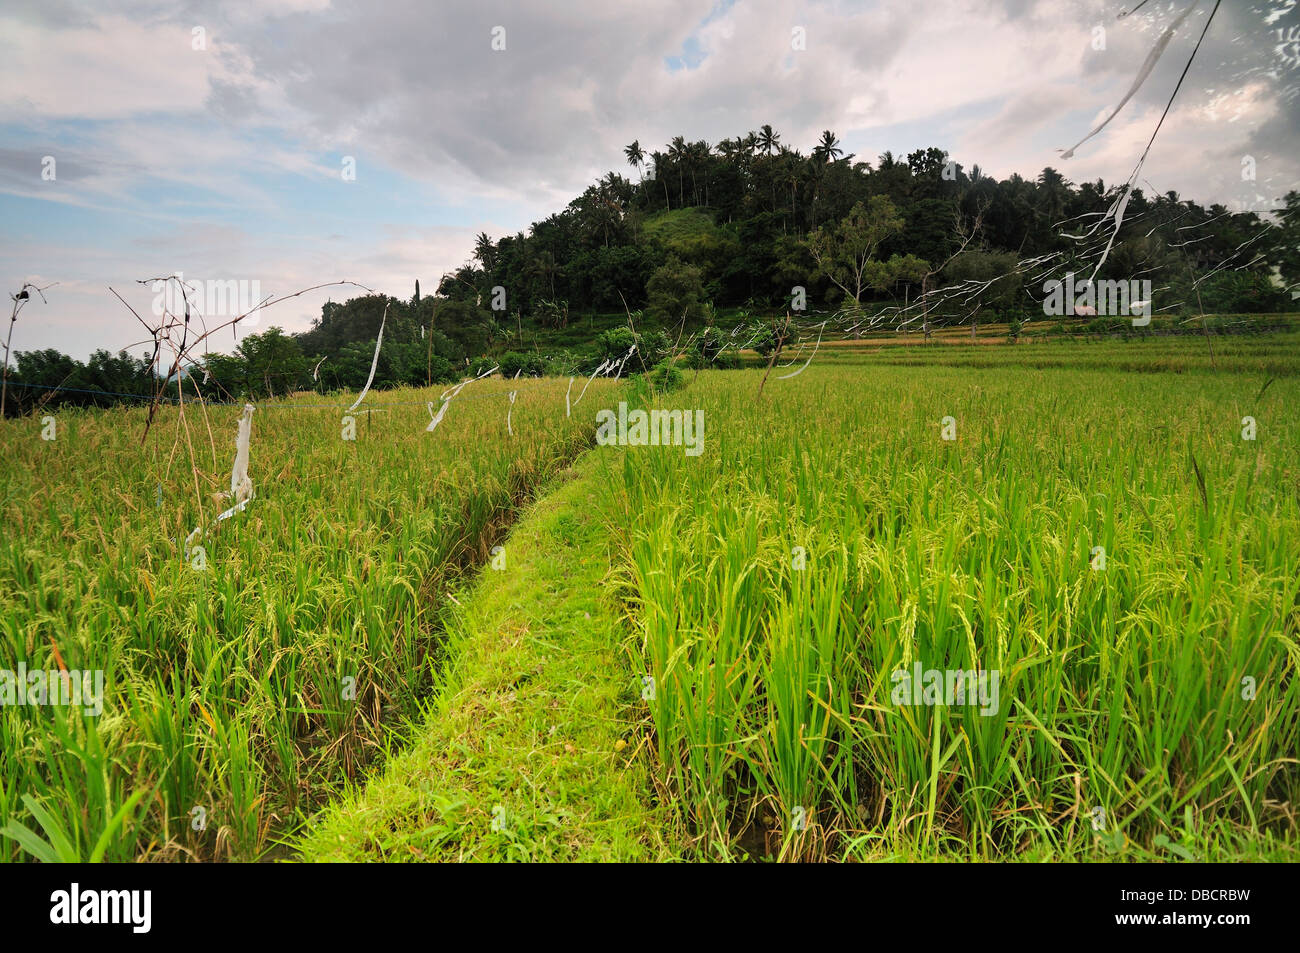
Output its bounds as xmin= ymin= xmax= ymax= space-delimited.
xmin=813 ymin=130 xmax=843 ymax=163
xmin=473 ymin=231 xmax=495 ymax=270
xmin=782 ymin=151 xmax=802 ymax=231
xmin=650 ymin=150 xmax=671 ymax=210
xmin=669 ymin=136 xmax=687 ymax=207
xmin=739 ymin=132 xmax=758 ymax=178
xmin=524 ymin=247 xmax=558 ymax=302
xmin=624 ymin=140 xmax=645 ymax=190
xmin=732 ymin=132 xmax=757 ymax=187
xmin=586 ymin=180 xmax=625 ymax=247
xmin=757 ymin=124 xmax=780 ymax=155
xmin=1036 ymin=167 xmax=1071 ymax=228
xmin=688 ymin=140 xmax=711 ymax=205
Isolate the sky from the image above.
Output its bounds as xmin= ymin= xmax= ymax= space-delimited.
xmin=1 ymin=0 xmax=1297 ymax=359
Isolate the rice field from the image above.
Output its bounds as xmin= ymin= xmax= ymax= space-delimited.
xmin=2 ymin=334 xmax=1297 ymax=863
xmin=604 ymin=335 xmax=1300 ymax=860
xmin=0 ymin=378 xmax=608 ymax=861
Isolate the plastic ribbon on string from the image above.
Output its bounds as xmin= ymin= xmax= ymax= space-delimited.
xmin=182 ymin=403 xmax=255 ymax=556
xmin=426 ymin=399 xmax=451 ymax=432
xmin=347 ymin=301 xmax=390 ymax=412
xmin=1059 ymin=1 xmax=1199 ymax=160
xmin=422 ymin=363 xmax=499 ymax=435
xmin=506 ymin=369 xmax=521 ymax=437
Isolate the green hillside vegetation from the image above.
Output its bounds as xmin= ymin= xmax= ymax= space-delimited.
xmin=6 ymin=128 xmax=1298 ymax=415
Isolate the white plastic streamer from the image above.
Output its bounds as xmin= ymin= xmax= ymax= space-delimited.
xmin=347 ymin=301 xmax=390 ymax=412
xmin=775 ymin=322 xmax=827 ymax=380
xmin=228 ymin=403 xmax=254 ymax=504
xmin=1059 ymin=1 xmax=1199 ymax=160
xmin=439 ymin=363 xmax=499 ymax=403
xmin=609 ymin=344 xmax=637 ymax=377
xmin=506 ymin=369 xmax=521 ymax=437
xmin=1086 ymin=170 xmax=1139 ymax=282
xmin=182 ymin=403 xmax=255 ymax=554
xmin=422 ymin=364 xmax=499 ymax=435
xmin=426 ymin=399 xmax=451 ymax=432
xmin=573 ymin=359 xmax=612 ymax=407
xmin=1057 ymin=1 xmax=1205 ymax=283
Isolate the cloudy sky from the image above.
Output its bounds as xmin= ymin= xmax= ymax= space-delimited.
xmin=2 ymin=0 xmax=1296 ymax=359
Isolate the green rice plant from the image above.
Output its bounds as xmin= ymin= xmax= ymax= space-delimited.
xmin=604 ymin=338 xmax=1300 ymax=860
xmin=0 ymin=376 xmax=610 ymax=861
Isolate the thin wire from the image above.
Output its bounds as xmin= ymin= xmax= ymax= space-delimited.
xmin=2 ymin=372 xmax=621 ymax=411
xmin=1133 ymin=0 xmax=1221 ymax=170
xmin=4 ymin=380 xmax=177 ymax=402
xmin=1118 ymin=0 xmax=1155 ymax=18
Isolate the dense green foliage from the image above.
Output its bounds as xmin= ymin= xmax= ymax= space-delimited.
xmin=445 ymin=132 xmax=1297 ymax=321
xmin=7 ymin=129 xmax=1296 ymax=414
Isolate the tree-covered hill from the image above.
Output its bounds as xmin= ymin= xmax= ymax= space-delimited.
xmin=6 ymin=128 xmax=1297 ymax=411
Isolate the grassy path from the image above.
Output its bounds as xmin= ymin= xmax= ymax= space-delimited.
xmin=297 ymin=449 xmax=677 ymax=862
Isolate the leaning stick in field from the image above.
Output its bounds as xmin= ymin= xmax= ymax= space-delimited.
xmin=755 ymin=312 xmax=791 ymax=401
xmin=2 ymin=282 xmax=56 ymax=418
xmin=112 ymin=278 xmax=379 ymax=445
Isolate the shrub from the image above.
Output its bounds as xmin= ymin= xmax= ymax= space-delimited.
xmin=594 ymin=327 xmax=637 ymax=363
xmin=498 ymin=350 xmax=548 ymax=378
xmin=639 ymin=330 xmax=673 ymax=368
xmin=645 ymin=255 xmax=707 ymax=325
xmin=685 ymin=326 xmax=740 ymax=369
xmin=648 ymin=359 xmax=684 ymax=391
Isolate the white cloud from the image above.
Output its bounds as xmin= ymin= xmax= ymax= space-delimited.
xmin=0 ymin=14 xmax=255 ymax=121
xmin=1 ymin=0 xmax=1294 ymax=359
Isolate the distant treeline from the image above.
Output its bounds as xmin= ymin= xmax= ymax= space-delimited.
xmin=0 ymin=307 xmax=672 ymax=413
xmin=6 ymin=128 xmax=1298 ymax=413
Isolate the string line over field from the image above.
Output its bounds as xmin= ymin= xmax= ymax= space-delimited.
xmin=2 ymin=375 xmax=588 ymax=412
